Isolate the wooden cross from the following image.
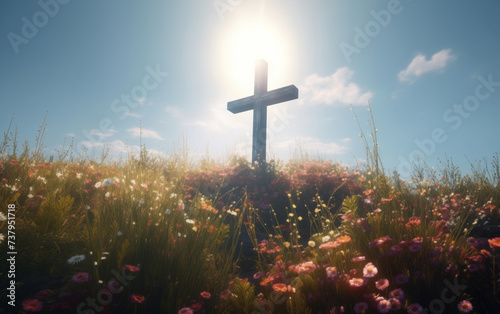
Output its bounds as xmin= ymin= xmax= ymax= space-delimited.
xmin=227 ymin=59 xmax=298 ymax=164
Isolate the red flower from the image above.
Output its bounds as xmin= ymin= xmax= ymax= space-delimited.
xmin=22 ymin=299 xmax=43 ymax=312
xmin=200 ymin=291 xmax=211 ymax=299
xmin=129 ymin=294 xmax=146 ymax=304
xmin=488 ymin=237 xmax=500 ymax=249
xmin=72 ymin=272 xmax=90 ymax=283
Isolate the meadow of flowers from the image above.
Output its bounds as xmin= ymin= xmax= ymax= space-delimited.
xmin=0 ymin=117 xmax=499 ymax=313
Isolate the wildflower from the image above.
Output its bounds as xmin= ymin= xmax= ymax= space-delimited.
xmin=219 ymin=290 xmax=231 ymax=299
xmin=322 ymin=235 xmax=331 ymax=243
xmin=375 ymin=278 xmax=389 ymax=291
xmin=108 ymin=279 xmax=123 ymax=293
xmin=389 ymin=298 xmax=401 ymax=310
xmin=67 ymin=255 xmax=85 ymax=264
xmin=337 ymin=235 xmax=351 ymax=244
xmin=95 ymin=181 xmax=102 ymax=188
xmin=406 ymin=217 xmax=421 ymax=227
xmin=408 ymin=243 xmax=422 ymax=252
xmin=22 ymin=299 xmax=43 ymax=312
xmin=292 ymin=261 xmax=317 ymax=274
xmin=253 ymin=271 xmax=262 ymax=280
xmin=102 ymin=178 xmax=113 ymax=187
xmin=488 ymin=237 xmax=500 ymax=249
xmin=129 ymin=294 xmax=145 ymax=304
xmin=377 ymin=299 xmax=391 ymax=313
xmin=326 ymin=266 xmax=337 ymax=278
xmin=354 ymin=302 xmax=368 ymax=313
xmin=200 ymin=291 xmax=211 ymax=299
xmin=176 ymin=200 xmax=185 ymax=211
xmin=272 ymin=283 xmax=288 ymax=293
xmin=0 ymin=212 xmax=7 ymax=221
xmin=349 ymin=278 xmax=365 ymax=287
xmin=363 ymin=262 xmax=378 ymax=278
xmin=186 ymin=219 xmax=195 ymax=224
xmin=457 ymin=300 xmax=473 ymax=312
xmin=352 ymin=256 xmax=366 ymax=262
xmin=407 ymin=303 xmax=423 ymax=314
xmin=178 ymin=307 xmax=193 ymax=314
xmin=466 ymin=237 xmax=479 ymax=247
xmin=319 ymin=241 xmax=340 ymax=249
xmin=123 ymin=264 xmax=140 ymax=272
xmin=395 ymin=274 xmax=408 ymax=285
xmin=72 ymin=272 xmax=90 ymax=283
xmin=164 ymin=209 xmax=171 ymax=215
xmin=308 ymin=241 xmax=316 ymax=247
xmin=117 ymin=231 xmax=123 ymax=236
xmin=105 ymin=192 xmax=110 ymax=198
xmin=389 ymin=288 xmax=404 ymax=301
xmin=190 ymin=302 xmax=202 ymax=311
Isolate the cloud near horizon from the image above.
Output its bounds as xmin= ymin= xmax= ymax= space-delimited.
xmin=398 ymin=49 xmax=455 ymax=83
xmin=127 ymin=127 xmax=163 ymax=140
xmin=300 ymin=68 xmax=373 ymax=106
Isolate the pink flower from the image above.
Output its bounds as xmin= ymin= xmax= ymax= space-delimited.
xmin=377 ymin=299 xmax=391 ymax=313
xmin=352 ymin=256 xmax=366 ymax=262
xmin=457 ymin=300 xmax=473 ymax=312
xmin=200 ymin=291 xmax=211 ymax=299
xmin=123 ymin=264 xmax=140 ymax=272
xmin=407 ymin=303 xmax=423 ymax=314
xmin=375 ymin=278 xmax=390 ymax=291
xmin=389 ymin=288 xmax=405 ymax=301
xmin=319 ymin=241 xmax=340 ymax=249
xmin=22 ymin=299 xmax=43 ymax=312
xmin=326 ymin=266 xmax=338 ymax=278
xmin=349 ymin=278 xmax=365 ymax=288
xmin=354 ymin=302 xmax=368 ymax=313
xmin=178 ymin=307 xmax=193 ymax=314
xmin=72 ymin=272 xmax=90 ymax=283
xmin=129 ymin=294 xmax=145 ymax=304
xmin=395 ymin=274 xmax=408 ymax=285
xmin=363 ymin=262 xmax=378 ymax=278
xmin=292 ymin=261 xmax=317 ymax=274
xmin=219 ymin=290 xmax=231 ymax=299
xmin=389 ymin=298 xmax=401 ymax=310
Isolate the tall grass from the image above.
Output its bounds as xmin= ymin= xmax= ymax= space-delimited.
xmin=0 ymin=112 xmax=499 ymax=313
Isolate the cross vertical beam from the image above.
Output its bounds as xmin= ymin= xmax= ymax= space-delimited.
xmin=227 ymin=59 xmax=298 ymax=164
xmin=253 ymin=60 xmax=268 ymax=164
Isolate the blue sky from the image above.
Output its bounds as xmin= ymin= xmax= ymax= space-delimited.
xmin=1 ymin=0 xmax=499 ymax=178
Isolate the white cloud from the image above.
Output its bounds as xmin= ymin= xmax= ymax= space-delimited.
xmin=89 ymin=129 xmax=117 ymax=139
xmin=398 ymin=49 xmax=455 ymax=83
xmin=300 ymin=68 xmax=373 ymax=106
xmin=340 ymin=137 xmax=351 ymax=143
xmin=275 ymin=136 xmax=348 ymax=155
xmin=127 ymin=127 xmax=163 ymax=140
xmin=187 ymin=103 xmax=248 ymax=133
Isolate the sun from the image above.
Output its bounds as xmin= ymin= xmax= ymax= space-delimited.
xmin=222 ymin=21 xmax=291 ymax=91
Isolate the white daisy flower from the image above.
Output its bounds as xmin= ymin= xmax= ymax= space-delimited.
xmin=94 ymin=181 xmax=102 ymax=188
xmin=67 ymin=254 xmax=85 ymax=264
